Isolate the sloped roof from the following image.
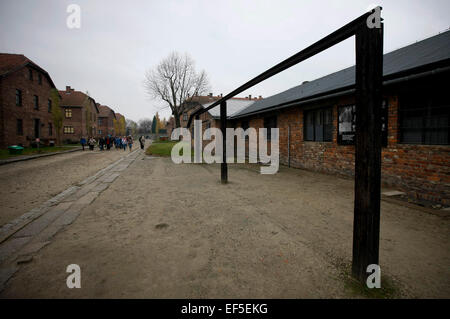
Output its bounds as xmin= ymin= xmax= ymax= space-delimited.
xmin=233 ymin=30 xmax=450 ymax=118
xmin=98 ymin=104 xmax=115 ymax=118
xmin=0 ymin=53 xmax=57 ymax=88
xmin=58 ymin=88 xmax=99 ymax=113
xmin=205 ymin=99 xmax=256 ymax=118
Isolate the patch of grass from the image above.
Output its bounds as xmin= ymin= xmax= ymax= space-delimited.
xmin=0 ymin=145 xmax=78 ymax=160
xmin=145 ymin=141 xmax=180 ymax=157
xmin=342 ymin=271 xmax=400 ymax=299
xmin=332 ymin=258 xmax=401 ymax=298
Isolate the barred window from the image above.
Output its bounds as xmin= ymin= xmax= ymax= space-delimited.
xmin=183 ymin=112 xmax=188 ymax=121
xmin=400 ymin=85 xmax=449 ymax=145
xmin=65 ymin=108 xmax=72 ymax=118
xmin=304 ymin=107 xmax=333 ymax=142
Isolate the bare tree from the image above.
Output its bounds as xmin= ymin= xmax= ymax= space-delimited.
xmin=138 ymin=118 xmax=152 ymax=134
xmin=144 ymin=52 xmax=209 ymax=128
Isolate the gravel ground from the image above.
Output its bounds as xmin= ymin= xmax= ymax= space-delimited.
xmin=0 ymin=152 xmax=448 ymax=298
xmin=0 ymin=147 xmax=134 ymax=227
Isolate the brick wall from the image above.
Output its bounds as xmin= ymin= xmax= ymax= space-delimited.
xmin=0 ymin=66 xmax=56 ymax=148
xmin=61 ymin=98 xmax=98 ymax=143
xmin=233 ymin=94 xmax=450 ymax=204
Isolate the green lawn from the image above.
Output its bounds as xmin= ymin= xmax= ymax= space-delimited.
xmin=0 ymin=145 xmax=79 ymax=160
xmin=145 ymin=141 xmax=181 ymax=157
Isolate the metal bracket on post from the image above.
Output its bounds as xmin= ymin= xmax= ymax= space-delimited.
xmin=220 ymin=101 xmax=228 ymax=184
xmin=352 ymin=19 xmax=384 ymax=282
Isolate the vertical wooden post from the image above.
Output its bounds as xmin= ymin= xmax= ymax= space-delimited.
xmin=194 ymin=114 xmax=201 ymax=163
xmin=220 ymin=101 xmax=228 ymax=183
xmin=352 ymin=22 xmax=384 ymax=282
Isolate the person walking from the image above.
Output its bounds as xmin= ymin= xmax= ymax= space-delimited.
xmin=127 ymin=135 xmax=133 ymax=151
xmin=88 ymin=137 xmax=96 ymax=151
xmin=106 ymin=135 xmax=111 ymax=150
xmin=122 ymin=136 xmax=127 ymax=151
xmin=139 ymin=136 xmax=145 ymax=150
xmin=80 ymin=137 xmax=86 ymax=151
xmin=116 ymin=136 xmax=120 ymax=150
xmin=99 ymin=136 xmax=104 ymax=151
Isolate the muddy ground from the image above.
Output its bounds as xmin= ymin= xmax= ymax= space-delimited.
xmin=0 ymin=152 xmax=449 ymax=298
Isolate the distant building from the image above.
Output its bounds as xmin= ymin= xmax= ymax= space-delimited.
xmin=0 ymin=53 xmax=58 ymax=148
xmin=181 ymin=94 xmax=261 ymax=145
xmin=97 ymin=104 xmax=116 ymax=136
xmin=58 ymin=86 xmax=99 ymax=143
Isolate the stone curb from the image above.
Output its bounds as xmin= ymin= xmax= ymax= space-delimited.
xmin=0 ymin=147 xmax=83 ymax=166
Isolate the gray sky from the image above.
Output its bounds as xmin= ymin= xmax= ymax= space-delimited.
xmin=1 ymin=0 xmax=449 ymax=122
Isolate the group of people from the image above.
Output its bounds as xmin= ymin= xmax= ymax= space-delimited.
xmin=80 ymin=135 xmax=139 ymax=151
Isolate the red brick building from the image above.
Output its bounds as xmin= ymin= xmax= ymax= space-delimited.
xmin=0 ymin=53 xmax=58 ymax=148
xmin=58 ymin=86 xmax=99 ymax=143
xmin=228 ymin=31 xmax=450 ymax=204
xmin=97 ymin=104 xmax=116 ymax=136
xmin=180 ymin=94 xmax=261 ymax=142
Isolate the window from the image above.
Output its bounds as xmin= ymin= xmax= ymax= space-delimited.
xmin=400 ymin=89 xmax=449 ymax=145
xmin=304 ymin=107 xmax=333 ymax=142
xmin=65 ymin=108 xmax=72 ymax=118
xmin=183 ymin=112 xmax=188 ymax=121
xmin=48 ymin=123 xmax=52 ymax=136
xmin=29 ymin=69 xmax=33 ymax=80
xmin=16 ymin=119 xmax=23 ymax=135
xmin=38 ymin=73 xmax=42 ymax=85
xmin=33 ymin=95 xmax=39 ymax=110
xmin=98 ymin=129 xmax=102 ymax=135
xmin=34 ymin=119 xmax=40 ymax=138
xmin=98 ymin=118 xmax=103 ymax=125
xmin=64 ymin=126 xmax=74 ymax=134
xmin=337 ymin=101 xmax=388 ymax=146
xmin=15 ymin=89 xmax=22 ymax=106
xmin=264 ymin=116 xmax=277 ymax=140
xmin=48 ymin=99 xmax=52 ymax=113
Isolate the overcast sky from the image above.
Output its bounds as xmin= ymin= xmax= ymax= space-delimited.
xmin=1 ymin=0 xmax=449 ymax=122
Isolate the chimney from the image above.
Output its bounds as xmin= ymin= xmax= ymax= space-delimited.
xmin=248 ymin=94 xmax=252 ymax=100
xmin=259 ymin=95 xmax=262 ymax=99
xmin=208 ymin=93 xmax=213 ymax=97
xmin=66 ymin=86 xmax=71 ymax=93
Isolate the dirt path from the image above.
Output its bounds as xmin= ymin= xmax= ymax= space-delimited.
xmin=0 ymin=148 xmax=133 ymax=227
xmin=0 ymin=154 xmax=449 ymax=298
